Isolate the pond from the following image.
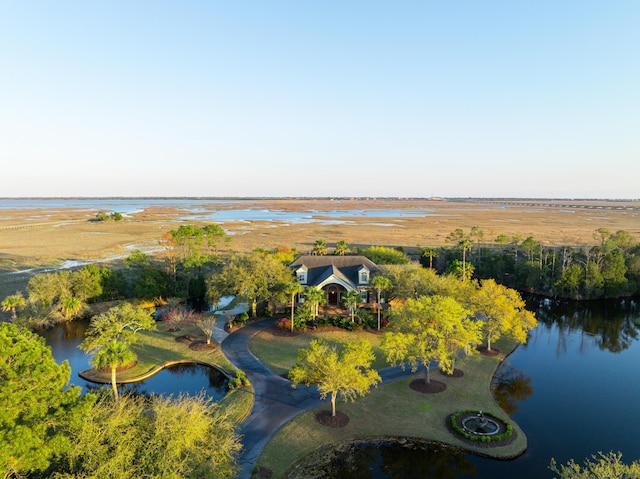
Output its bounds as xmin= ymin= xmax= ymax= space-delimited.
xmin=38 ymin=320 xmax=229 ymax=400
xmin=38 ymin=297 xmax=640 ymax=477
xmin=291 ymin=297 xmax=640 ymax=478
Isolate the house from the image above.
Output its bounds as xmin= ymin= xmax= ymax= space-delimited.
xmin=289 ymin=255 xmax=382 ymax=309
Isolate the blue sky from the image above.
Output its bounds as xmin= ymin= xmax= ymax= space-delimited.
xmin=1 ymin=1 xmax=638 ymax=198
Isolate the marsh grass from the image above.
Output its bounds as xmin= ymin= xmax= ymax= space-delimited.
xmin=255 ymin=336 xmax=526 ymax=478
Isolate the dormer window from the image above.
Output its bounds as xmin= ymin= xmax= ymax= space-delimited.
xmin=296 ymin=266 xmax=308 ymax=284
xmin=359 ymin=267 xmax=370 ymax=284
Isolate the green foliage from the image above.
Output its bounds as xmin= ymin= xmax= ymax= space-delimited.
xmin=95 ymin=211 xmax=123 ymax=221
xmin=550 ymin=451 xmax=640 ymax=479
xmin=80 ymin=303 xmax=156 ymax=352
xmin=468 ymin=279 xmax=537 ymax=351
xmin=208 ymin=251 xmax=293 ymax=317
xmin=0 ymin=323 xmax=93 ymax=478
xmin=311 ymin=239 xmax=328 ymax=256
xmin=289 ymin=339 xmax=381 ymax=417
xmin=229 ymin=370 xmax=250 ymax=389
xmin=382 ymin=295 xmax=479 ymax=382
xmin=54 ymin=392 xmax=241 ymax=479
xmin=361 ymin=246 xmax=410 ymax=265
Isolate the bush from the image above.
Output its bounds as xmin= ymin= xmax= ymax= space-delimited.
xmin=259 ymin=307 xmax=272 ymax=317
xmin=229 ymin=370 xmax=250 ymax=389
xmin=238 ymin=312 xmax=249 ymax=322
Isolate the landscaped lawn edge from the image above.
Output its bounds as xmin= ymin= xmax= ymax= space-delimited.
xmin=255 ymin=336 xmax=527 ymax=478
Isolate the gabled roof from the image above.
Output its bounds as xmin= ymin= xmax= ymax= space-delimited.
xmin=314 ymin=264 xmax=359 ymax=291
xmin=289 ymin=255 xmax=381 ymax=289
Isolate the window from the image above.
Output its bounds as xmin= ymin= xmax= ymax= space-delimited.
xmin=297 ymin=271 xmax=307 ymax=284
xmin=359 ymin=270 xmax=369 ymax=284
xmin=360 ymin=291 xmax=368 ymax=302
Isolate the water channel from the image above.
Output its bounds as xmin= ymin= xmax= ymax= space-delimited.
xmin=38 ymin=319 xmax=229 ymax=400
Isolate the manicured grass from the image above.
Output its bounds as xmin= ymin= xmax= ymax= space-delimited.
xmin=249 ymin=327 xmax=391 ymax=376
xmin=255 ymin=336 xmax=526 ymax=478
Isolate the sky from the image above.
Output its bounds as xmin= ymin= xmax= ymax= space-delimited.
xmin=1 ymin=1 xmax=639 ymax=199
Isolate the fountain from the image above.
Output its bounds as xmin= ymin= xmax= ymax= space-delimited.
xmin=461 ymin=411 xmax=500 ymax=436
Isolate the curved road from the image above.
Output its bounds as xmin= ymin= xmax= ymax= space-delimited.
xmin=221 ymin=318 xmax=414 ymax=479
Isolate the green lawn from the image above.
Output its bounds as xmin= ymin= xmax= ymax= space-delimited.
xmin=253 ymin=335 xmax=526 ymax=478
xmin=249 ymin=327 xmax=391 ymax=376
xmin=80 ymin=321 xmax=253 ymax=427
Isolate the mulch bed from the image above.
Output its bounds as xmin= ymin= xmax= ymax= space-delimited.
xmin=409 ymin=378 xmax=447 ymax=393
xmin=316 ymin=410 xmax=350 ymax=428
xmin=189 ymin=341 xmax=219 ymax=351
xmin=254 ymin=467 xmax=273 ymax=479
xmin=175 ymin=335 xmax=196 ymax=343
xmin=439 ymin=368 xmax=464 ymax=378
xmin=265 ymin=325 xmax=300 ymax=337
xmin=477 ymin=347 xmax=501 ymax=357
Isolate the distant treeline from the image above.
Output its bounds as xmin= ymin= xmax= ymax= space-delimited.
xmin=417 ymin=228 xmax=640 ymax=300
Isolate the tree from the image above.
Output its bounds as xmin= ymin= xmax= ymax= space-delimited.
xmin=550 ymin=451 xmax=640 ymax=479
xmin=419 ymin=246 xmax=438 ymax=269
xmin=370 ymin=274 xmax=392 ymax=330
xmin=0 ymin=323 xmax=92 ymax=478
xmin=208 ymin=251 xmax=293 ymax=318
xmin=311 ymin=238 xmax=328 ymax=256
xmin=468 ymin=279 xmax=537 ymax=351
xmin=191 ymin=312 xmax=218 ymax=345
xmin=161 ymin=224 xmax=229 ymax=296
xmin=445 ymin=259 xmax=475 ymax=282
xmin=1 ymin=293 xmax=26 ymax=321
xmin=289 ymin=339 xmax=381 ymax=417
xmin=303 ymin=286 xmax=326 ymax=323
xmin=57 ymin=295 xmax=86 ymax=321
xmin=91 ymin=341 xmax=136 ymax=402
xmin=334 ymin=240 xmax=350 ymax=256
xmin=458 ymin=238 xmax=472 ymax=281
xmin=80 ymin=303 xmax=156 ymax=400
xmin=361 ymin=245 xmax=410 ymax=264
xmin=284 ymin=281 xmax=304 ymax=333
xmin=58 ymin=392 xmax=241 ymax=479
xmin=381 ymin=295 xmax=473 ymax=384
xmin=342 ymin=289 xmax=361 ymax=322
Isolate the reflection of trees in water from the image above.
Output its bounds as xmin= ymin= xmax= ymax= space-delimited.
xmin=527 ymin=297 xmax=639 ymax=355
xmin=164 ymin=364 xmax=226 ymax=387
xmin=322 ymin=441 xmax=475 ymax=479
xmin=492 ymin=366 xmax=533 ymax=416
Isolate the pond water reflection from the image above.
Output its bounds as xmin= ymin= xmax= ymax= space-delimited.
xmin=39 ymin=320 xmax=228 ymax=399
xmin=298 ymin=298 xmax=640 ymax=479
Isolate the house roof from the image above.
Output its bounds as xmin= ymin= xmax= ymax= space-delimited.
xmin=290 ymin=255 xmax=381 ymax=289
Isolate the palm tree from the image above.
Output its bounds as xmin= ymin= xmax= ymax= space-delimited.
xmin=370 ymin=275 xmax=392 ymax=330
xmin=285 ymin=282 xmax=304 ymax=333
xmin=458 ymin=239 xmax=472 ymax=282
xmin=421 ymin=247 xmax=438 ymax=269
xmin=342 ymin=290 xmax=361 ymax=322
xmin=311 ymin=239 xmax=328 ymax=256
xmin=1 ymin=293 xmax=26 ymax=321
xmin=334 ymin=240 xmax=350 ymax=256
xmin=303 ymin=286 xmax=326 ymax=322
xmin=91 ymin=341 xmax=136 ymax=401
xmin=58 ymin=295 xmax=85 ymax=321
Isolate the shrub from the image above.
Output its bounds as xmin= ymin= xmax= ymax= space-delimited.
xmin=238 ymin=312 xmax=249 ymax=322
xmin=449 ymin=410 xmax=513 ymax=443
xmin=229 ymin=370 xmax=250 ymax=389
xmin=259 ymin=307 xmax=272 ymax=317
